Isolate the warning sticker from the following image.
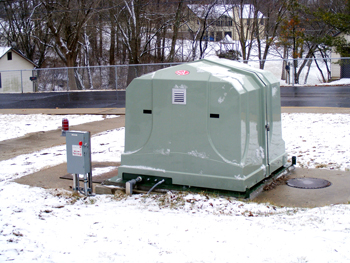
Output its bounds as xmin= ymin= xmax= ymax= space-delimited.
xmin=175 ymin=70 xmax=189 ymax=76
xmin=72 ymin=145 xmax=82 ymax=157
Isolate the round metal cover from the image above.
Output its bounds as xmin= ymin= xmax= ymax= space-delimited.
xmin=286 ymin=178 xmax=331 ymax=189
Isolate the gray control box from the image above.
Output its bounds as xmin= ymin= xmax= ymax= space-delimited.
xmin=66 ymin=131 xmax=91 ymax=174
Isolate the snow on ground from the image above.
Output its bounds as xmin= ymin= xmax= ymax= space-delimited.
xmin=316 ymin=78 xmax=350 ymax=86
xmin=283 ymin=113 xmax=350 ymax=171
xmin=1 ymin=113 xmax=350 ymax=262
xmin=0 ymin=114 xmax=117 ymax=142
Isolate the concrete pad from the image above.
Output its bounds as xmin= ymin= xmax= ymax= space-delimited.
xmin=255 ymin=168 xmax=350 ymax=207
xmin=14 ymin=163 xmax=74 ymax=191
xmin=14 ymin=162 xmax=120 ymax=192
xmin=12 ymin=159 xmax=350 ymax=208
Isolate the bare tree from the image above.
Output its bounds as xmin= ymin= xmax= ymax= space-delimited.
xmin=278 ymin=0 xmax=339 ymax=84
xmin=41 ymin=0 xmax=101 ymax=90
xmin=230 ymin=0 xmax=258 ymax=63
xmin=0 ymin=0 xmax=51 ymax=67
xmin=169 ymin=0 xmax=186 ymax=62
xmin=184 ymin=1 xmax=219 ymax=60
xmin=114 ymin=0 xmax=186 ymax=84
xmin=115 ymin=0 xmax=144 ymax=84
xmin=198 ymin=1 xmax=219 ymax=59
xmin=253 ymin=0 xmax=289 ymax=69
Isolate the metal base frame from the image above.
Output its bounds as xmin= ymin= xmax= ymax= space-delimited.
xmin=104 ymin=163 xmax=295 ymax=199
xmin=72 ymin=172 xmax=93 ymax=196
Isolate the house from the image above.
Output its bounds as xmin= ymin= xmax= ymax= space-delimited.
xmin=0 ymin=47 xmax=37 ymax=93
xmin=330 ymin=33 xmax=350 ymax=80
xmin=182 ymin=4 xmax=265 ymax=42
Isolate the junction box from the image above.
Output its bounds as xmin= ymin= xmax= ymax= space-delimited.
xmin=66 ymin=131 xmax=92 ymax=195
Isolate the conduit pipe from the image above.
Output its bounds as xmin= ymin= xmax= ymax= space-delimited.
xmin=125 ymin=176 xmax=142 ymax=196
xmin=147 ymin=179 xmax=165 ymax=195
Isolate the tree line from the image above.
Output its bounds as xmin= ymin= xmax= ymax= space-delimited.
xmin=0 ymin=0 xmax=349 ymax=87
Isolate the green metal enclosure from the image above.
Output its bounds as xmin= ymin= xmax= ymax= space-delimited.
xmin=113 ymin=58 xmax=287 ymax=193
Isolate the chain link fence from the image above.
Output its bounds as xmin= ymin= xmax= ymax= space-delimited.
xmin=32 ymin=63 xmax=179 ymax=92
xmin=1 ymin=58 xmax=349 ymax=93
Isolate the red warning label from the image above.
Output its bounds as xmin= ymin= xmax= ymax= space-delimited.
xmin=72 ymin=145 xmax=82 ymax=157
xmin=175 ymin=70 xmax=189 ymax=76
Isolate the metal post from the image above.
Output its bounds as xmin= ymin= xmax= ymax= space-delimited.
xmin=32 ymin=70 xmax=36 ymax=92
xmin=88 ymin=172 xmax=93 ymax=195
xmin=73 ymin=174 xmax=79 ymax=191
xmin=84 ymin=173 xmax=88 ymax=196
xmin=294 ymin=58 xmax=298 ymax=84
xmin=115 ymin=66 xmax=118 ymax=100
xmin=292 ymin=61 xmax=295 ymax=86
xmin=52 ymin=70 xmax=54 ymax=91
xmin=20 ymin=70 xmax=23 ymax=93
xmin=67 ymin=68 xmax=69 ymax=91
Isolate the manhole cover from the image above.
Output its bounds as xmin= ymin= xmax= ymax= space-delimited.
xmin=286 ymin=178 xmax=332 ymax=189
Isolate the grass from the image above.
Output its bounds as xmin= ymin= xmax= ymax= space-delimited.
xmin=315 ymin=163 xmax=328 ymax=168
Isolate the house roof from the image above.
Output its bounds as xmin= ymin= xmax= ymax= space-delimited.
xmin=0 ymin=46 xmax=37 ymax=67
xmin=221 ymin=34 xmax=235 ymax=43
xmin=0 ymin=47 xmax=12 ymax=59
xmin=187 ymin=4 xmax=264 ymax=20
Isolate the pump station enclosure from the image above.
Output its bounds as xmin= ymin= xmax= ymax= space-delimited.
xmin=114 ymin=58 xmax=287 ymax=194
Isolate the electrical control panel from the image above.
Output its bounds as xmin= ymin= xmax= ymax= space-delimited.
xmin=66 ymin=131 xmax=91 ymax=174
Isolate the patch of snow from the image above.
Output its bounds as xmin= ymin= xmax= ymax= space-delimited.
xmin=317 ymin=78 xmax=350 ymax=86
xmin=218 ymin=93 xmax=227 ymax=103
xmin=221 ymin=34 xmax=235 ymax=43
xmin=0 ymin=114 xmax=118 ymax=142
xmin=282 ymin=113 xmax=350 ymax=170
xmin=155 ymin=149 xmax=170 ymax=155
xmin=174 ymin=84 xmax=188 ymax=89
xmin=91 ymin=166 xmax=117 ymax=176
xmin=123 ymin=149 xmax=140 ymax=155
xmin=260 ymin=146 xmax=265 ymax=159
xmin=77 ymin=166 xmax=117 ymax=179
xmin=188 ymin=150 xmax=209 ymax=159
xmin=198 ymin=64 xmax=246 ymax=93
xmin=0 ymin=46 xmax=11 ymax=58
xmin=272 ymin=86 xmax=278 ymax=97
xmin=255 ymin=146 xmax=265 ymax=162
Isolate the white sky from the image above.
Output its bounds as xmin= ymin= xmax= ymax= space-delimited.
xmin=1 ymin=113 xmax=350 ymax=262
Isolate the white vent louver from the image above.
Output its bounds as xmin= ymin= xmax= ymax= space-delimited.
xmin=172 ymin=88 xmax=186 ymax=105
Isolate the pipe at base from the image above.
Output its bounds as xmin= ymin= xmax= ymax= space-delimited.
xmin=125 ymin=176 xmax=142 ymax=196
